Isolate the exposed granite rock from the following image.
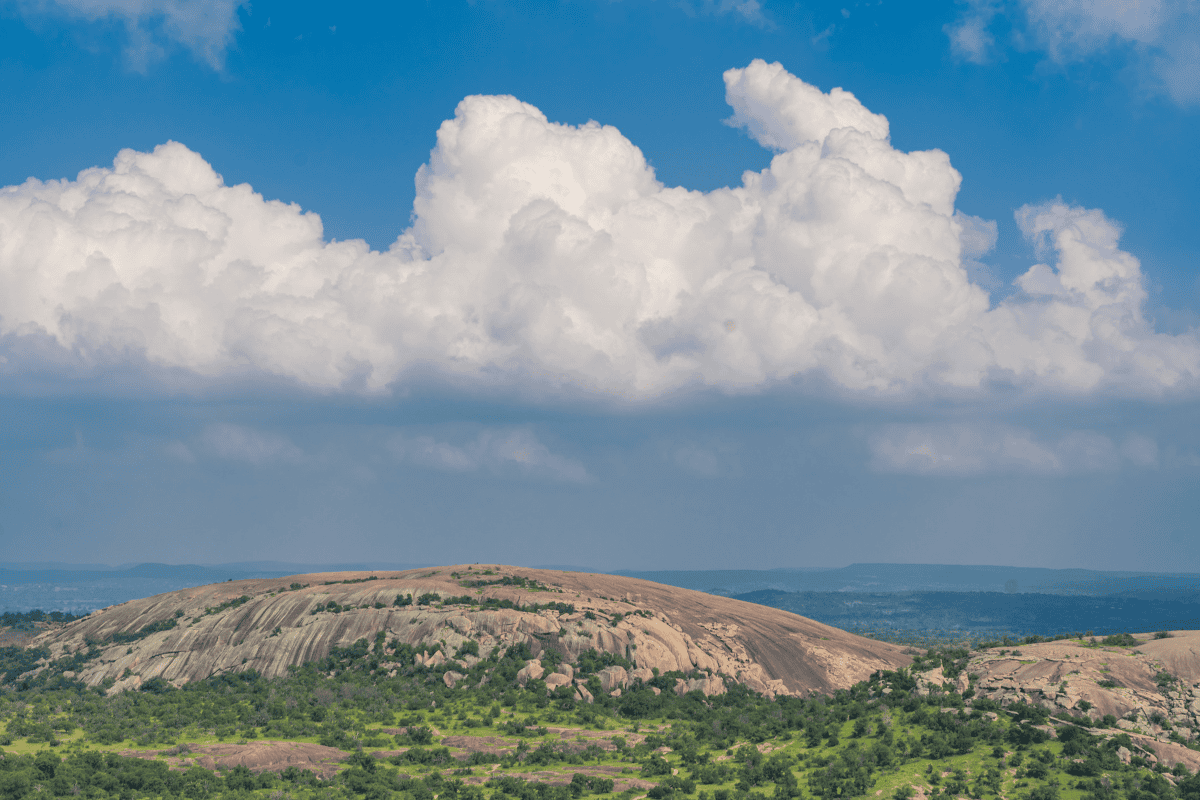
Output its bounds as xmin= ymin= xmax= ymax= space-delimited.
xmin=27 ymin=564 xmax=910 ymax=697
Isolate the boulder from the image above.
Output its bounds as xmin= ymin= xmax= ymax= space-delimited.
xmin=630 ymin=667 xmax=655 ymax=684
xmin=554 ymin=663 xmax=574 ymax=680
xmin=443 ymin=671 xmax=465 ymax=688
xmin=1118 ymin=747 xmax=1132 ymax=765
xmin=545 ymin=673 xmax=572 ymax=690
xmin=575 ymin=684 xmax=594 ymax=704
xmin=597 ymin=666 xmax=628 ymax=693
xmin=517 ymin=659 xmax=545 ymax=687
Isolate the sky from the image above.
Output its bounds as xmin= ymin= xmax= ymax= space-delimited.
xmin=0 ymin=0 xmax=1198 ymax=572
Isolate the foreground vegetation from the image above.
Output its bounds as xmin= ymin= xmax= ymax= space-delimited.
xmin=0 ymin=614 xmax=1196 ymax=800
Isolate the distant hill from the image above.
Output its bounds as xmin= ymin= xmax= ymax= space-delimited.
xmin=732 ymin=589 xmax=1200 ymax=641
xmin=0 ymin=561 xmax=428 ymax=613
xmin=617 ymin=564 xmax=1200 ymax=600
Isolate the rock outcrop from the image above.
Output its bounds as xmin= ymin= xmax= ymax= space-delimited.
xmin=26 ymin=564 xmax=910 ymax=698
xmin=912 ymin=631 xmax=1200 ymax=770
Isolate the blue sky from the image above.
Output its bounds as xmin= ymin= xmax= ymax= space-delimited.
xmin=1 ymin=0 xmax=1198 ymax=571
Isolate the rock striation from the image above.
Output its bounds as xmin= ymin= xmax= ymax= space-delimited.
xmin=27 ymin=565 xmax=910 ymax=698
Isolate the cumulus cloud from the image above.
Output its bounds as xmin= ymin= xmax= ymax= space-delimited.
xmin=198 ymin=423 xmax=305 ymax=466
xmin=869 ymin=424 xmax=1162 ymax=476
xmin=723 ymin=59 xmax=890 ymax=149
xmin=387 ymin=428 xmax=591 ymax=483
xmin=6 ymin=0 xmax=245 ymax=71
xmin=1 ymin=59 xmax=1198 ymax=402
xmin=945 ymin=0 xmax=1200 ymax=105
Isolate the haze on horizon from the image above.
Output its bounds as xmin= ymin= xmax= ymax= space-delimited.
xmin=0 ymin=0 xmax=1197 ymax=572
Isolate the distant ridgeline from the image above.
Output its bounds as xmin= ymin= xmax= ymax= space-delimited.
xmin=730 ymin=590 xmax=1200 ymax=646
xmin=0 ymin=561 xmax=427 ymax=614
xmin=616 ymin=564 xmax=1200 ymax=600
xmin=615 ymin=565 xmax=1200 ymax=644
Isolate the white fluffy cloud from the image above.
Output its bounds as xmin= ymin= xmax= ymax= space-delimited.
xmin=1 ymin=60 xmax=1198 ymax=402
xmin=869 ymin=424 xmax=1163 ymax=476
xmin=945 ymin=0 xmax=1200 ymax=105
xmin=6 ymin=0 xmax=244 ymax=70
xmin=387 ymin=428 xmax=590 ymax=483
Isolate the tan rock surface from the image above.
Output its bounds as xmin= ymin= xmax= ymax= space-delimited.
xmin=29 ymin=564 xmax=910 ymax=697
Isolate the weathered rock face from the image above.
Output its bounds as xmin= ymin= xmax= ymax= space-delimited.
xmin=28 ymin=565 xmax=910 ymax=697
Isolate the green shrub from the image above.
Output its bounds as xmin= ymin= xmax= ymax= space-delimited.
xmin=1101 ymin=633 xmax=1138 ymax=647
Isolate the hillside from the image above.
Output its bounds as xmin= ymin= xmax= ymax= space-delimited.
xmin=8 ymin=580 xmax=1200 ymax=800
xmin=27 ymin=565 xmax=911 ymax=697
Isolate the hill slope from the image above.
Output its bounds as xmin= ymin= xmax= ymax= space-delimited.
xmin=29 ymin=565 xmax=910 ymax=697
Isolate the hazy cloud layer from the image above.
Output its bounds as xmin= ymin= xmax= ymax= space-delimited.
xmin=5 ymin=0 xmax=244 ymax=70
xmin=1 ymin=60 xmax=1197 ymax=401
xmin=683 ymin=0 xmax=766 ymax=24
xmin=869 ymin=423 xmax=1168 ymax=476
xmin=945 ymin=0 xmax=1200 ymax=105
xmin=196 ymin=423 xmax=305 ymax=467
xmin=387 ymin=428 xmax=590 ymax=483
